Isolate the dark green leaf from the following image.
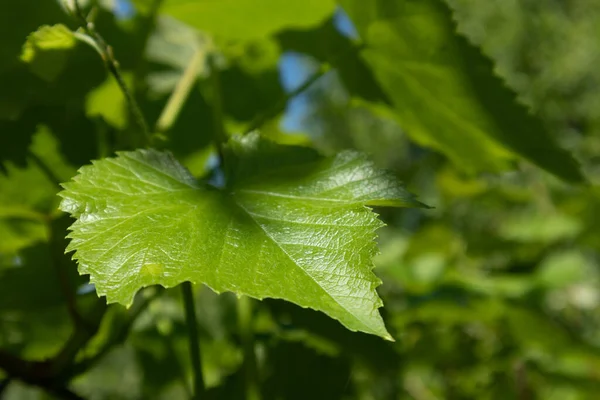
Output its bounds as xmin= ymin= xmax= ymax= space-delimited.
xmin=340 ymin=0 xmax=584 ymax=182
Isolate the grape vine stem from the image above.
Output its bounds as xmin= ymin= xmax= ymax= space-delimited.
xmin=71 ymin=0 xmax=152 ymax=146
xmin=243 ymin=63 xmax=331 ymax=136
xmin=155 ymin=46 xmax=206 ymax=135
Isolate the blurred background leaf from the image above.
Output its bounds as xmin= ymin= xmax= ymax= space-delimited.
xmin=2 ymin=0 xmax=600 ymax=398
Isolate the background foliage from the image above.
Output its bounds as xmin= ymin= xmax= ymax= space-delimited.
xmin=1 ymin=0 xmax=600 ymax=399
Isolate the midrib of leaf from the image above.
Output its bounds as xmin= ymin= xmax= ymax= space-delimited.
xmin=234 ymin=199 xmax=378 ymax=333
xmin=236 ymin=189 xmax=349 ymax=203
xmin=235 ymin=209 xmax=373 ymax=228
xmin=235 ymin=153 xmax=397 ymax=205
xmin=315 ymin=170 xmax=390 ymax=197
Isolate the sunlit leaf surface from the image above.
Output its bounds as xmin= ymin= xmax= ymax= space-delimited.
xmin=60 ymin=133 xmax=422 ymax=338
xmin=162 ymin=0 xmax=336 ymax=39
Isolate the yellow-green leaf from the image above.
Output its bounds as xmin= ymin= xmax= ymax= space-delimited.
xmin=162 ymin=0 xmax=336 ymax=39
xmin=21 ymin=24 xmax=76 ymax=81
xmin=59 ymin=134 xmax=423 ymax=339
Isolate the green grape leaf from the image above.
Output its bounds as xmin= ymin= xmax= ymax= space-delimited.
xmin=161 ymin=0 xmax=336 ymax=39
xmin=0 ymin=0 xmax=68 ymax=74
xmin=59 ymin=134 xmax=423 ymax=339
xmin=340 ymin=0 xmax=584 ymax=182
xmin=21 ymin=24 xmax=77 ymax=82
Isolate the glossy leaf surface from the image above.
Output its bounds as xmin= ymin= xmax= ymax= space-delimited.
xmin=60 ymin=134 xmax=422 ymax=338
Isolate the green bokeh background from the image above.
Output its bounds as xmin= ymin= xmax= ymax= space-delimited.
xmin=2 ymin=0 xmax=600 ymax=398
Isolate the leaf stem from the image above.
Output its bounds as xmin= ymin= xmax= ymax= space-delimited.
xmin=28 ymin=151 xmax=62 ymax=189
xmin=71 ymin=0 xmax=152 ymax=146
xmin=182 ymin=282 xmax=205 ymax=398
xmin=155 ymin=47 xmax=206 ymax=135
xmin=238 ymin=296 xmax=261 ymax=400
xmin=243 ymin=63 xmax=331 ymax=136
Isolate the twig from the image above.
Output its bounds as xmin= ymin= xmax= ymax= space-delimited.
xmin=155 ymin=47 xmax=206 ymax=135
xmin=71 ymin=0 xmax=151 ymax=145
xmin=241 ymin=41 xmax=369 ymax=136
xmin=182 ymin=282 xmax=205 ymax=398
xmin=243 ymin=63 xmax=331 ymax=136
xmin=29 ymin=152 xmax=62 ymax=188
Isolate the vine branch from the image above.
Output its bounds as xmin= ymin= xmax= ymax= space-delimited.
xmin=243 ymin=63 xmax=331 ymax=136
xmin=155 ymin=47 xmax=206 ymax=135
xmin=71 ymin=0 xmax=152 ymax=145
xmin=241 ymin=42 xmax=369 ymax=136
xmin=28 ymin=152 xmax=62 ymax=189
